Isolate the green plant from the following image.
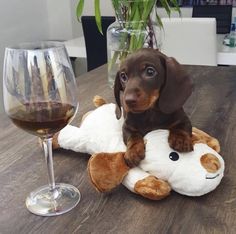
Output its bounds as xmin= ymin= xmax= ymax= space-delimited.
xmin=76 ymin=0 xmax=180 ymax=34
xmin=76 ymin=0 xmax=180 ymax=83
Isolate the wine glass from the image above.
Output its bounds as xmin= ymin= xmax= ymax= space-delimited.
xmin=3 ymin=41 xmax=80 ymax=216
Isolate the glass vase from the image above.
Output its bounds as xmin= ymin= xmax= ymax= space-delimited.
xmin=106 ymin=0 xmax=161 ymax=87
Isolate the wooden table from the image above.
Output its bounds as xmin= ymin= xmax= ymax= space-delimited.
xmin=0 ymin=65 xmax=236 ymax=234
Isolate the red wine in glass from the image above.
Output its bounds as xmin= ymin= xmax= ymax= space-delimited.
xmin=8 ymin=102 xmax=76 ymax=138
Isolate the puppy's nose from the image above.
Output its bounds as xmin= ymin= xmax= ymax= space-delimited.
xmin=124 ymin=94 xmax=138 ymax=106
xmin=200 ymin=153 xmax=221 ymax=173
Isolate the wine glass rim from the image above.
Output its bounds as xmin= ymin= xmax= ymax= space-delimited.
xmin=5 ymin=41 xmax=65 ymax=52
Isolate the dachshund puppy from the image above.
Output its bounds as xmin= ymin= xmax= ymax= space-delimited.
xmin=114 ymin=48 xmax=193 ymax=167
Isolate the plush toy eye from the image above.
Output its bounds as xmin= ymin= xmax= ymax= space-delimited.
xmin=120 ymin=72 xmax=128 ymax=83
xmin=145 ymin=66 xmax=157 ymax=78
xmin=169 ymin=152 xmax=179 ymax=161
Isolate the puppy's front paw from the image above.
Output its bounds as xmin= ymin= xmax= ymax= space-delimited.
xmin=168 ymin=130 xmax=193 ymax=152
xmin=125 ymin=139 xmax=145 ymax=167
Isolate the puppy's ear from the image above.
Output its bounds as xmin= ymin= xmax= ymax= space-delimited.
xmin=159 ymin=57 xmax=193 ymax=114
xmin=114 ymin=71 xmax=122 ymax=119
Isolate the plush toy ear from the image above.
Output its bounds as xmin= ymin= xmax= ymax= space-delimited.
xmin=88 ymin=152 xmax=130 ymax=192
xmin=114 ymin=71 xmax=122 ymax=119
xmin=158 ymin=57 xmax=193 ymax=114
xmin=192 ymin=127 xmax=220 ymax=153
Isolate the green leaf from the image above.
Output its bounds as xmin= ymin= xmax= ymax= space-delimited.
xmin=111 ymin=0 xmax=120 ymax=10
xmin=142 ymin=1 xmax=155 ymax=21
xmin=160 ymin=0 xmax=171 ymax=17
xmin=155 ymin=7 xmax=163 ymax=28
xmin=129 ymin=2 xmax=138 ymax=21
xmin=76 ymin=0 xmax=85 ymax=21
xmin=169 ymin=0 xmax=181 ymax=15
xmin=94 ymin=0 xmax=103 ymax=34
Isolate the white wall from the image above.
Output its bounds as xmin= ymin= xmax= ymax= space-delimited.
xmin=46 ymin=0 xmax=73 ymax=40
xmin=82 ymin=0 xmax=114 ymax=16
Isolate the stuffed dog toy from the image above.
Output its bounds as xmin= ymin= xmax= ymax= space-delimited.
xmin=114 ymin=48 xmax=193 ymax=167
xmin=53 ymin=97 xmax=224 ymax=200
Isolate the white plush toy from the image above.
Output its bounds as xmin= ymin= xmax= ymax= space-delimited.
xmin=53 ymin=102 xmax=224 ymax=200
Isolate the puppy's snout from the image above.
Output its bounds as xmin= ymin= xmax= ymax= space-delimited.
xmin=125 ymin=93 xmax=138 ymax=106
xmin=200 ymin=153 xmax=221 ymax=173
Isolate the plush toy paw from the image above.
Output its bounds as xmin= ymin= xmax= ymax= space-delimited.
xmin=125 ymin=138 xmax=145 ymax=167
xmin=88 ymin=152 xmax=130 ymax=192
xmin=168 ymin=130 xmax=193 ymax=152
xmin=134 ymin=176 xmax=171 ymax=200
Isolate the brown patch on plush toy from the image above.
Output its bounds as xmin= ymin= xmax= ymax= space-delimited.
xmin=88 ymin=152 xmax=130 ymax=192
xmin=52 ymin=132 xmax=60 ymax=149
xmin=134 ymin=176 xmax=171 ymax=200
xmin=192 ymin=127 xmax=220 ymax=153
xmin=93 ymin=95 xmax=107 ymax=107
xmin=200 ymin=153 xmax=220 ymax=173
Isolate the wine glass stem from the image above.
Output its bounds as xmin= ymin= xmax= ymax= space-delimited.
xmin=42 ymin=138 xmax=56 ymax=191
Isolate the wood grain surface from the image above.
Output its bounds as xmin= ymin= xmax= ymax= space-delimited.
xmin=0 ymin=64 xmax=236 ymax=234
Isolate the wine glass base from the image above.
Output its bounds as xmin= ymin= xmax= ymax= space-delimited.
xmin=25 ymin=183 xmax=81 ymax=216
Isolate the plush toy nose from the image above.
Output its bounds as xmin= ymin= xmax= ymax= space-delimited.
xmin=200 ymin=153 xmax=221 ymax=173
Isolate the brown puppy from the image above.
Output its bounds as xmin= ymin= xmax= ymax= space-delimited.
xmin=114 ymin=48 xmax=193 ymax=167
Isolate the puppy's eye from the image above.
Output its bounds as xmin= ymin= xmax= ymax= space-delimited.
xmin=145 ymin=66 xmax=157 ymax=78
xmin=169 ymin=152 xmax=179 ymax=161
xmin=120 ymin=72 xmax=128 ymax=83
